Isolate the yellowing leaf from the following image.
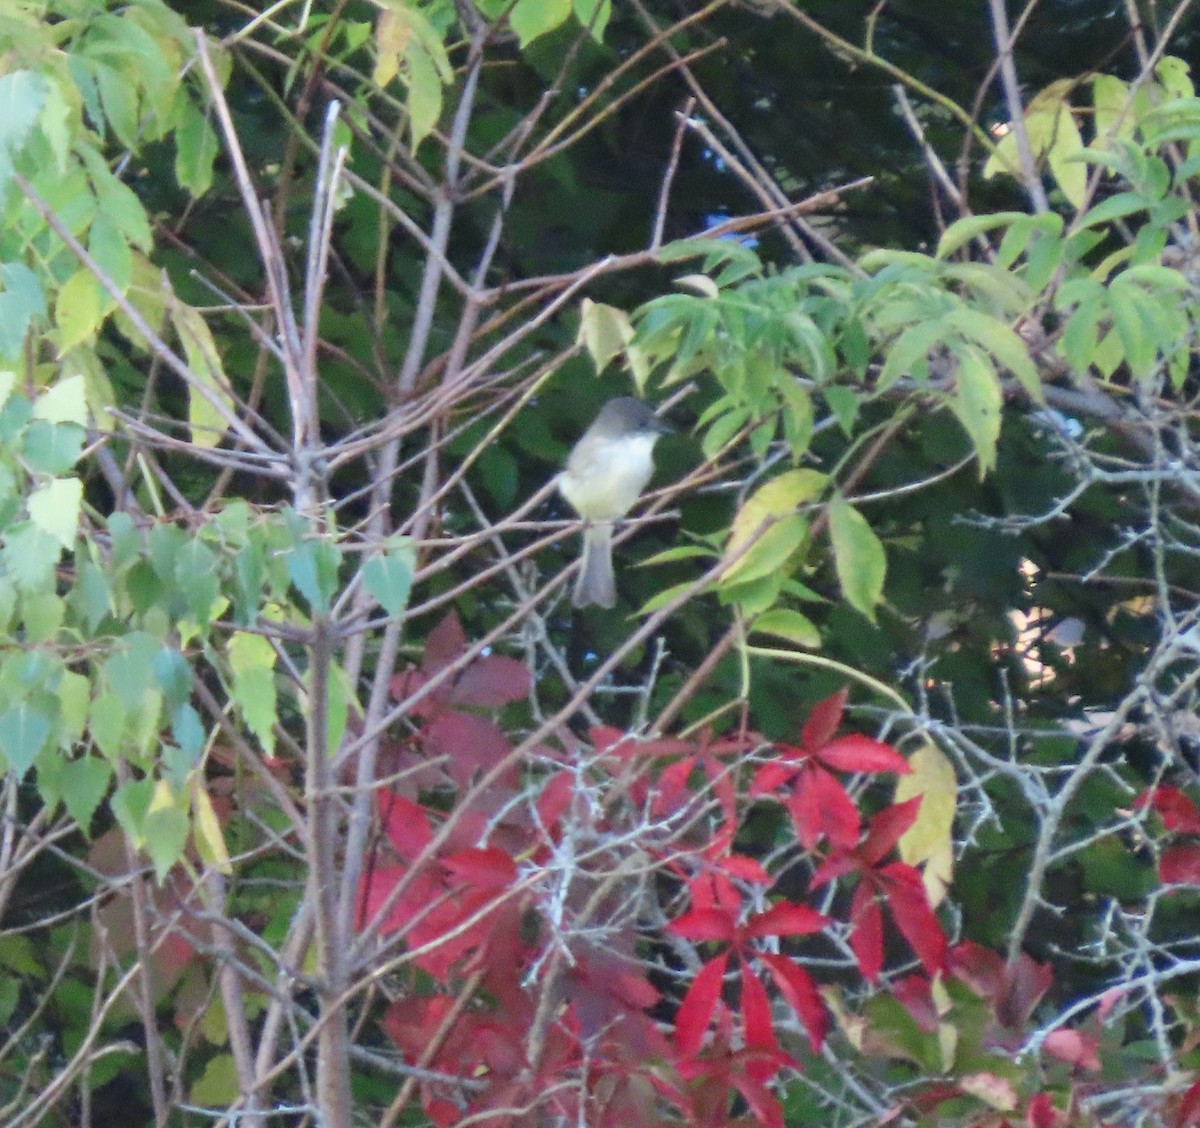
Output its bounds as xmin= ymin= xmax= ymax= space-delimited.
xmin=191 ymin=777 xmax=232 ymax=875
xmin=751 ymin=607 xmax=821 ymax=649
xmin=983 ymin=82 xmax=1086 ymax=207
xmin=950 ymin=345 xmax=1002 ymax=476
xmin=373 ymin=7 xmax=413 ymax=87
xmin=828 ymin=493 xmax=886 ymax=622
xmin=170 ymin=301 xmax=233 ymax=448
xmin=895 ymin=741 xmax=957 ymax=907
xmin=577 ymin=298 xmax=634 ymax=375
xmin=959 ymin=1073 xmax=1018 ymax=1112
xmin=675 ymin=274 xmax=719 ymax=298
xmin=55 ymin=269 xmax=103 ymax=355
xmin=720 ymin=470 xmax=825 ymax=585
xmin=1092 ymin=75 xmax=1134 ymax=145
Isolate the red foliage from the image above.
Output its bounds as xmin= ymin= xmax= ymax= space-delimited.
xmin=362 ymin=682 xmax=956 ymax=1127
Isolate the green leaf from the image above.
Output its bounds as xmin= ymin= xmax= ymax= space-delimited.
xmin=573 ymin=0 xmax=611 ymax=38
xmin=0 ymin=70 xmax=48 ymax=155
xmin=3 ymin=522 xmax=62 ymax=592
xmin=55 ymin=269 xmax=104 ymax=354
xmin=23 ymin=421 xmax=86 ymax=473
xmin=142 ymin=787 xmax=189 ymax=879
xmin=174 ymin=98 xmax=218 ymax=197
xmin=21 ymin=590 xmax=64 ymax=642
xmin=362 ymin=538 xmax=416 ymax=617
xmin=27 ymin=477 xmax=82 ymax=549
xmin=936 ymin=212 xmax=1029 ymax=259
xmin=949 ymin=345 xmax=1002 ymax=475
xmin=828 ymin=493 xmax=886 ymax=623
xmin=0 ymin=263 xmax=47 ymax=360
xmin=86 ymin=211 xmax=132 ymax=302
xmin=723 ymin=469 xmax=825 ymax=581
xmin=89 ymin=691 xmax=127 ymax=762
xmin=110 ymin=776 xmax=154 ymax=844
xmin=945 ymin=307 xmax=1042 ymax=401
xmin=57 ymin=669 xmax=90 ymax=745
xmin=174 ymin=539 xmax=221 ymax=624
xmin=721 ymin=514 xmax=808 ymax=588
xmin=285 ymin=540 xmax=340 ymax=614
xmin=60 ymin=756 xmax=112 ymax=831
xmin=751 ymin=607 xmax=821 ymax=649
xmin=33 ymin=373 xmax=89 ymax=427
xmin=228 ymin=631 xmax=277 ymax=758
xmin=406 ymin=39 xmax=442 ymax=151
xmin=0 ymin=702 xmax=52 ymax=778
xmin=1092 ymin=74 xmax=1134 ymax=144
xmin=510 ymin=0 xmax=572 ymax=46
xmin=153 ymin=647 xmax=193 ymax=710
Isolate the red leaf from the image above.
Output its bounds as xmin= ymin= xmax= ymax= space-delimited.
xmin=1043 ymin=1028 xmax=1101 ymax=1071
xmin=948 ymin=940 xmax=1006 ymax=1001
xmin=892 ymin=973 xmax=939 ymax=1033
xmin=668 ymin=907 xmax=737 ymax=943
xmin=1175 ymin=1079 xmax=1200 ymax=1128
xmin=1161 ymin=842 xmax=1200 ymax=885
xmin=442 ymin=847 xmax=517 ymax=889
xmin=818 ymin=734 xmax=911 ymax=775
xmin=422 ymin=612 xmax=468 ymax=672
xmin=536 ymin=771 xmax=574 ymax=834
xmin=719 ymin=853 xmax=771 ymax=884
xmin=729 ymin=1058 xmax=787 ymax=1128
xmin=589 ymin=725 xmax=638 ymax=759
xmin=749 ymin=760 xmax=800 ymax=797
xmin=449 ymin=654 xmax=532 ymax=708
xmin=674 ymin=953 xmax=728 ymax=1054
xmin=999 ymin=952 xmax=1053 ymax=1029
xmin=379 ymin=792 xmax=433 ymax=859
xmin=850 ymin=883 xmax=884 ymax=983
xmin=860 ymin=797 xmax=923 ymax=866
xmin=880 ymin=862 xmax=947 ymax=976
xmin=744 ymin=900 xmax=829 ymax=939
xmin=759 ymin=952 xmax=828 ymax=1050
xmin=740 ymin=966 xmax=776 ymax=1056
xmin=809 ymin=850 xmax=858 ymax=889
xmin=424 ymin=711 xmax=513 ymax=786
xmin=790 ymin=765 xmax=861 ymax=850
xmin=654 ymin=756 xmax=698 ymax=817
xmin=1027 ymin=1092 xmax=1060 ymax=1128
xmin=801 ymin=688 xmax=848 ymax=750
xmin=1142 ymin=787 xmax=1200 ymax=834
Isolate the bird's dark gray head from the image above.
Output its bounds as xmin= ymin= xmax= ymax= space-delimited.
xmin=586 ymin=396 xmax=671 ymax=440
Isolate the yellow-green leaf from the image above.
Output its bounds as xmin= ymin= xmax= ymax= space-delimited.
xmin=895 ymin=741 xmax=957 ymax=907
xmin=724 ymin=468 xmax=826 ymax=581
xmin=751 ymin=607 xmax=821 ymax=649
xmin=28 ymin=477 xmax=82 ymax=549
xmin=191 ymin=777 xmax=231 ymax=875
xmin=949 ymin=345 xmax=1002 ymax=476
xmin=828 ymin=493 xmax=885 ymax=622
xmin=170 ymin=301 xmax=233 ymax=447
xmin=577 ymin=298 xmax=634 ymax=375
xmin=55 ymin=269 xmax=103 ymax=354
xmin=510 ymin=0 xmax=572 ymax=46
xmin=32 ymin=373 xmax=88 ymax=427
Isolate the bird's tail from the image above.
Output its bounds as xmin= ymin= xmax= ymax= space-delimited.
xmin=573 ymin=522 xmax=616 ymax=608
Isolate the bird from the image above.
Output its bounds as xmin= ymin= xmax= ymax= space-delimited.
xmin=557 ymin=397 xmax=670 ymax=609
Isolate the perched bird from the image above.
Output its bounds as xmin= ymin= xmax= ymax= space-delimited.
xmin=557 ymin=397 xmax=670 ymax=608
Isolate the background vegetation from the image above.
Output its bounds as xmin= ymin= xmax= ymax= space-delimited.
xmin=1 ymin=0 xmax=1200 ymax=1124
